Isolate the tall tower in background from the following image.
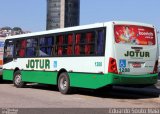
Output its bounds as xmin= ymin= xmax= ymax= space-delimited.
xmin=47 ymin=0 xmax=80 ymax=30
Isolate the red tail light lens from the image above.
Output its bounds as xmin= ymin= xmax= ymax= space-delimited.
xmin=153 ymin=60 xmax=158 ymax=74
xmin=108 ymin=57 xmax=118 ymax=74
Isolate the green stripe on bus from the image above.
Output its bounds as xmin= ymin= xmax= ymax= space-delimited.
xmin=3 ymin=70 xmax=14 ymax=80
xmin=69 ymin=73 xmax=158 ymax=89
xmin=3 ymin=70 xmax=58 ymax=85
xmin=22 ymin=70 xmax=58 ymax=84
xmin=3 ymin=70 xmax=158 ymax=89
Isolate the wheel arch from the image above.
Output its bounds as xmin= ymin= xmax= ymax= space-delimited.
xmin=13 ymin=67 xmax=20 ymax=79
xmin=57 ymin=68 xmax=68 ymax=84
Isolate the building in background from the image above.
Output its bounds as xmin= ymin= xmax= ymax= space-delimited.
xmin=0 ymin=27 xmax=31 ymax=38
xmin=46 ymin=0 xmax=80 ymax=30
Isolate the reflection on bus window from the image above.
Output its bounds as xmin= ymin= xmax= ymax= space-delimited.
xmin=25 ymin=38 xmax=38 ymax=57
xmin=5 ymin=44 xmax=14 ymax=58
xmin=26 ymin=48 xmax=36 ymax=57
xmin=27 ymin=39 xmax=37 ymax=47
xmin=39 ymin=47 xmax=53 ymax=56
xmin=6 ymin=46 xmax=14 ymax=57
xmin=97 ymin=31 xmax=104 ymax=55
xmin=39 ymin=37 xmax=54 ymax=57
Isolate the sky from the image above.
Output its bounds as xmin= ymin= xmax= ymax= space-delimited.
xmin=0 ymin=0 xmax=160 ymax=32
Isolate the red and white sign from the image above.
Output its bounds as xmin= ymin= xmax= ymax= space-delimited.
xmin=114 ymin=25 xmax=155 ymax=45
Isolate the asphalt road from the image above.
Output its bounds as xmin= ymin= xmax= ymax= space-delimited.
xmin=0 ymin=80 xmax=160 ymax=108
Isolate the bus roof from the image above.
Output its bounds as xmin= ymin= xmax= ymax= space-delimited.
xmin=6 ymin=21 xmax=155 ymax=40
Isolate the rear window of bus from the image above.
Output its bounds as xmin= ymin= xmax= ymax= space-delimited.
xmin=114 ymin=25 xmax=155 ymax=45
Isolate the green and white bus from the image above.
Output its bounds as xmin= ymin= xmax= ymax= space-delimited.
xmin=3 ymin=21 xmax=158 ymax=94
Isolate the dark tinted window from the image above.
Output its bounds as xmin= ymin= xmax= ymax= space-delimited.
xmin=56 ymin=34 xmax=73 ymax=56
xmin=74 ymin=31 xmax=95 ymax=55
xmin=39 ymin=36 xmax=55 ymax=57
xmin=4 ymin=40 xmax=14 ymax=58
xmin=15 ymin=39 xmax=27 ymax=57
xmin=9 ymin=28 xmax=105 ymax=58
xmin=26 ymin=38 xmax=38 ymax=57
xmin=4 ymin=40 xmax=14 ymax=63
xmin=96 ymin=30 xmax=105 ymax=55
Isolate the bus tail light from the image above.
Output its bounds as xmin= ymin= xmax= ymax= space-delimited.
xmin=108 ymin=57 xmax=118 ymax=74
xmin=152 ymin=60 xmax=158 ymax=74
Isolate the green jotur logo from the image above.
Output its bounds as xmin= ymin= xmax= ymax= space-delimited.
xmin=26 ymin=59 xmax=50 ymax=69
xmin=124 ymin=51 xmax=150 ymax=57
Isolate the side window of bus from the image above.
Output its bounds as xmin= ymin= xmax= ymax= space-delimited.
xmin=15 ymin=39 xmax=27 ymax=57
xmin=39 ymin=36 xmax=54 ymax=57
xmin=75 ymin=31 xmax=95 ymax=55
xmin=4 ymin=40 xmax=14 ymax=63
xmin=67 ymin=34 xmax=73 ymax=55
xmin=56 ymin=34 xmax=73 ymax=56
xmin=4 ymin=40 xmax=14 ymax=58
xmin=96 ymin=30 xmax=104 ymax=56
xmin=56 ymin=35 xmax=63 ymax=56
xmin=26 ymin=38 xmax=38 ymax=57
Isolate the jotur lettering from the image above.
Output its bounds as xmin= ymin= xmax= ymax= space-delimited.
xmin=26 ymin=59 xmax=50 ymax=69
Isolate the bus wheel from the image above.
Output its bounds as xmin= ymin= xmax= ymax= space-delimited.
xmin=13 ymin=70 xmax=25 ymax=88
xmin=58 ymin=72 xmax=71 ymax=94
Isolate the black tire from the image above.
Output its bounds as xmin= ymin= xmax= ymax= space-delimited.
xmin=13 ymin=70 xmax=25 ymax=88
xmin=58 ymin=72 xmax=71 ymax=94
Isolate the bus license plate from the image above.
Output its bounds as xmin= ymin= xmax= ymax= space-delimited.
xmin=132 ymin=62 xmax=141 ymax=68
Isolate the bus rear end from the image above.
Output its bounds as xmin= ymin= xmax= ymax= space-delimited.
xmin=109 ymin=22 xmax=158 ymax=86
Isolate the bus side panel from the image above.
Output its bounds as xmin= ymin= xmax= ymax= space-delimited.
xmin=22 ymin=70 xmax=58 ymax=85
xmin=69 ymin=73 xmax=113 ymax=89
xmin=3 ymin=70 xmax=14 ymax=80
xmin=69 ymin=73 xmax=157 ymax=89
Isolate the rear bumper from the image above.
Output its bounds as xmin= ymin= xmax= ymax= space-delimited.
xmin=109 ymin=73 xmax=158 ymax=85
